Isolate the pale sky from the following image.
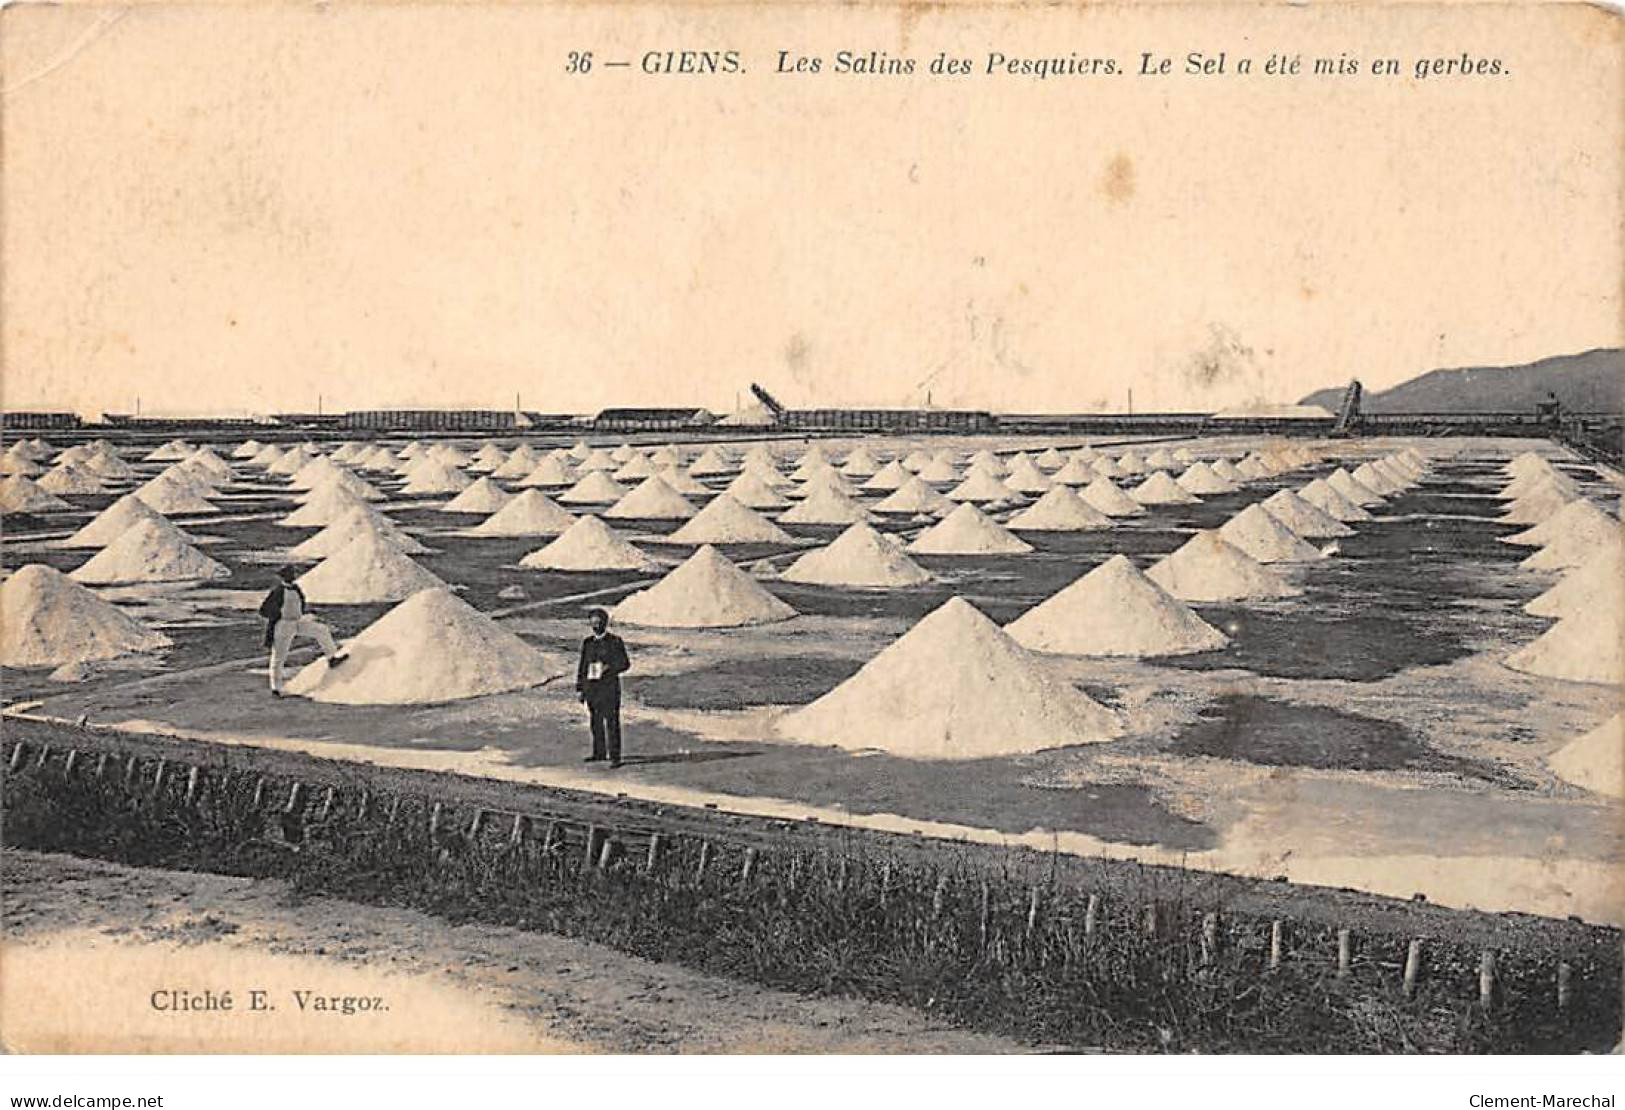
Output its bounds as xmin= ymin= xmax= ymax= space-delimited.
xmin=3 ymin=3 xmax=1620 ymax=417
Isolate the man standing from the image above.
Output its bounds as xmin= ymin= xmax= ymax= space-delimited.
xmin=576 ymin=607 xmax=631 ymax=767
xmin=259 ymin=565 xmax=347 ymax=697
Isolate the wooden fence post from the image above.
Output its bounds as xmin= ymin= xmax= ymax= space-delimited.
xmin=184 ymin=766 xmax=200 ymax=806
xmin=1143 ymin=903 xmax=1159 ymax=939
xmin=358 ymin=789 xmax=371 ymax=819
xmin=740 ymin=847 xmax=758 ymax=885
xmin=1267 ymin=920 xmax=1283 ymax=971
xmin=467 ymin=808 xmax=485 ymax=840
xmin=1083 ymin=893 xmax=1100 ymax=939
xmin=584 ymin=825 xmax=605 ymax=867
xmin=645 ymin=833 xmax=662 ymax=874
xmin=1025 ymin=886 xmax=1042 ymax=941
xmin=695 ymin=840 xmax=711 ymax=884
xmin=930 ymin=874 xmax=948 ymax=920
xmin=1478 ymin=951 xmax=1497 ymax=1010
xmin=1556 ymin=962 xmax=1573 ymax=1013
xmin=63 ymin=749 xmax=80 ymax=778
xmin=1337 ymin=928 xmax=1352 ymax=978
xmin=318 ymin=786 xmax=336 ymax=822
xmin=151 ymin=757 xmax=166 ymax=792
xmin=94 ymin=752 xmax=110 ymax=779
xmin=428 ymin=801 xmax=442 ymax=838
xmin=36 ymin=744 xmax=53 ymax=771
xmin=541 ymin=821 xmax=560 ymax=854
xmin=508 ymin=814 xmax=526 ymax=849
xmin=7 ymin=743 xmax=24 ymax=773
xmin=836 ymin=855 xmax=849 ymax=894
xmin=284 ymin=782 xmax=303 ymax=815
xmin=596 ymin=836 xmax=616 ymax=870
xmin=124 ymin=755 xmax=140 ymax=788
xmin=250 ymin=776 xmax=266 ymax=809
xmin=1402 ymin=939 xmax=1422 ymax=998
xmin=879 ymin=860 xmax=892 ymax=907
xmin=1200 ymin=911 xmax=1219 ymax=966
xmin=978 ymin=881 xmax=992 ymax=951
xmin=386 ymin=797 xmax=401 ymax=826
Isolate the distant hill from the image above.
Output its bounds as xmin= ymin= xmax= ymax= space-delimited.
xmin=1300 ymin=348 xmax=1623 ymax=414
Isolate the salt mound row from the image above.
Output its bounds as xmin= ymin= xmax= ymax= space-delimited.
xmin=723 ymin=471 xmax=790 ymax=509
xmin=37 ymin=462 xmax=106 ymax=495
xmin=1176 ymin=462 xmax=1236 ymax=495
xmin=559 ymin=471 xmax=628 ymax=505
xmin=1007 ymin=554 xmax=1228 ymax=656
xmin=900 ymin=448 xmax=932 ymax=472
xmin=0 ymin=450 xmax=42 ymax=477
xmin=1116 ymin=451 xmax=1147 ymax=475
xmin=648 ymin=446 xmax=681 ymax=469
xmin=1234 ymin=457 xmax=1268 ymax=480
xmin=133 ymin=474 xmax=218 ymax=515
xmin=917 ymin=455 xmax=959 ymax=483
xmin=281 ymin=484 xmax=371 ymax=528
xmin=1504 ymin=499 xmax=1612 ymax=548
xmin=615 ymin=454 xmax=657 ymax=482
xmin=518 ymin=456 xmax=577 ymax=488
xmin=1130 ymin=470 xmax=1199 ymax=506
xmin=0 ymin=475 xmax=72 ymax=513
xmin=289 ymin=506 xmax=428 ymax=560
xmin=0 ymin=564 xmax=172 ymax=666
xmin=1007 ymin=486 xmax=1111 ymax=531
xmin=63 ymin=494 xmax=177 ymax=549
xmin=1219 ymin=504 xmax=1326 ymax=563
xmin=780 ymin=483 xmax=876 ymax=525
xmin=614 ymin=545 xmax=796 ymax=628
xmin=1546 ymin=713 xmax=1624 ymax=798
xmin=432 ymin=477 xmax=510 ymax=514
xmin=1351 ymin=461 xmax=1405 ymax=497
xmin=1504 ymin=604 xmax=1623 ymax=685
xmin=84 ymin=452 xmax=137 ymax=480
xmin=1147 ymin=531 xmax=1301 ymax=602
xmin=469 ymin=443 xmax=510 ymax=471
xmin=873 ymin=476 xmax=950 ymax=515
xmin=578 ymin=447 xmax=618 ymax=472
xmin=605 ymin=475 xmax=696 ymax=521
xmin=400 ymin=461 xmax=473 ymax=496
xmin=967 ymin=449 xmax=1005 ymax=475
xmin=471 ymin=490 xmax=576 ymax=537
xmin=1500 ymin=480 xmax=1578 ymax=525
xmin=70 ymin=517 xmax=230 ymax=584
xmin=427 ymin=443 xmax=473 ymax=468
xmin=665 ymin=494 xmax=792 ymax=545
xmin=493 ymin=445 xmax=545 ymax=479
xmin=1261 ymin=490 xmax=1354 ymax=539
xmin=1145 ymin=448 xmax=1178 ymax=471
xmin=1002 ymin=459 xmax=1053 ymax=494
xmin=520 ymin=515 xmax=657 ymax=571
xmin=1501 ymin=467 xmax=1578 ymax=501
xmin=1520 ymin=512 xmax=1620 ymax=572
xmin=1299 ymin=478 xmax=1372 ymax=522
xmin=297 ymin=529 xmax=446 ymax=603
xmin=688 ymin=446 xmax=733 ymax=476
xmin=658 ymin=466 xmax=709 ymax=497
xmin=1525 ymin=542 xmax=1625 ymax=619
xmin=182 ymin=447 xmax=233 ymax=480
xmin=1210 ymin=459 xmax=1245 ymax=484
xmin=908 ymin=503 xmax=1033 ymax=555
xmin=779 ymin=523 xmax=933 ymax=588
xmin=777 ymin=596 xmax=1121 ymax=759
xmin=285 ymin=587 xmax=558 ymax=705
xmin=1051 ymin=458 xmax=1095 ymax=486
xmin=1327 ymin=468 xmax=1383 ymax=507
xmin=1080 ymin=476 xmax=1145 ymax=518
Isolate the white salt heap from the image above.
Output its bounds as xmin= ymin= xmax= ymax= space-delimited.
xmin=521 ymin=515 xmax=657 ymax=571
xmin=1 ymin=475 xmax=72 ymax=513
xmin=605 ymin=475 xmax=697 ymax=521
xmin=615 ymin=545 xmax=797 ymax=628
xmin=917 ymin=455 xmax=960 ymax=483
xmin=578 ymin=448 xmax=618 ymax=472
xmin=1546 ymin=713 xmax=1624 ymax=798
xmin=1327 ymin=468 xmax=1384 ymax=507
xmin=285 ymin=587 xmax=559 ymax=705
xmin=427 ymin=443 xmax=473 ymax=468
xmin=779 ymin=522 xmax=933 ymax=588
xmin=614 ymin=453 xmax=657 ymax=482
xmin=84 ymin=451 xmax=137 ymax=481
xmin=1116 ymin=452 xmax=1147 ymax=475
xmin=779 ymin=483 xmax=876 ymax=525
xmin=1007 ymin=485 xmax=1112 ymax=531
xmin=470 ymin=490 xmax=576 ymax=537
xmin=1007 ymin=554 xmax=1228 ymax=656
xmin=1504 ymin=602 xmax=1623 ymax=685
xmin=0 ymin=564 xmax=172 ymax=666
xmin=1211 ymin=459 xmax=1245 ymax=484
xmin=469 ymin=443 xmax=510 ymax=472
xmin=1176 ymin=462 xmax=1237 ymax=495
xmin=440 ymin=477 xmax=514 ymax=514
xmin=872 ymin=476 xmax=950 ymax=515
xmin=1504 ymin=499 xmax=1612 ymax=548
xmin=63 ymin=495 xmax=177 ymax=549
xmin=297 ymin=529 xmax=445 ymax=603
xmin=493 ymin=445 xmax=545 ymax=479
xmin=1261 ymin=490 xmax=1355 ymax=539
xmin=1145 ymin=448 xmax=1178 ymax=470
xmin=1130 ymin=470 xmax=1200 ymax=506
xmin=966 ymin=449 xmax=1005 ymax=475
xmin=400 ymin=461 xmax=473 ymax=496
xmin=1520 ymin=508 xmax=1620 ymax=572
xmin=517 ymin=456 xmax=577 ymax=488
xmin=1080 ymin=476 xmax=1145 ymax=518
xmin=689 ymin=446 xmax=734 ymax=476
xmin=1524 ymin=541 xmax=1624 ymax=619
xmin=280 ymin=484 xmax=371 ymax=528
xmin=1219 ymin=504 xmax=1327 ymax=563
xmin=289 ymin=506 xmax=428 ymax=560
xmin=36 ymin=462 xmax=105 ymax=495
xmin=1500 ymin=480 xmax=1579 ymax=525
xmin=777 ymin=596 xmax=1121 ymax=759
xmin=658 ymin=466 xmax=710 ymax=497
xmin=723 ymin=471 xmax=790 ymax=509
xmin=1051 ymin=458 xmax=1096 ymax=486
xmin=1299 ymin=478 xmax=1373 ymax=522
xmin=559 ymin=471 xmax=629 ymax=505
xmin=231 ymin=439 xmax=265 ymax=459
xmin=1002 ymin=459 xmax=1053 ymax=494
xmin=70 ymin=517 xmax=230 ymax=584
xmin=1351 ymin=461 xmax=1404 ymax=497
xmin=1034 ymin=447 xmax=1067 ymax=470
xmin=1147 ymin=531 xmax=1301 ymax=602
xmin=131 ymin=474 xmax=219 ymax=515
xmin=1501 ymin=467 xmax=1578 ymax=501
xmin=908 ymin=503 xmax=1033 ymax=555
xmin=665 ymin=494 xmax=792 ymax=545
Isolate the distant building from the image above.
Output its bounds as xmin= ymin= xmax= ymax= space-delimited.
xmin=593 ymin=407 xmax=716 ymax=431
xmin=1 ymin=411 xmax=82 ymax=430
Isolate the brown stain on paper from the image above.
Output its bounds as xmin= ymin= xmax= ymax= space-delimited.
xmin=1102 ymin=153 xmax=1136 ymax=205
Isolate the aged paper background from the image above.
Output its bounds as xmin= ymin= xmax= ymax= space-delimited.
xmin=1 ymin=0 xmax=1621 ymax=1053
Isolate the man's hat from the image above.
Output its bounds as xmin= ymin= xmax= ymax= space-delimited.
xmin=276 ymin=565 xmax=299 ymax=580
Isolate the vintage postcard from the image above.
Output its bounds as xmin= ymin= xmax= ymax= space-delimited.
xmin=1 ymin=0 xmax=1621 ymax=1067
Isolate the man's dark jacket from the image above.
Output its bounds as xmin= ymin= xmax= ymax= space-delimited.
xmin=257 ymin=582 xmax=306 ymax=648
xmin=576 ymin=633 xmax=631 ymax=702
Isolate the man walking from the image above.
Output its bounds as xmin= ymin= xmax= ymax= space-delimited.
xmin=577 ymin=607 xmax=631 ymax=767
xmin=259 ymin=565 xmax=347 ymax=697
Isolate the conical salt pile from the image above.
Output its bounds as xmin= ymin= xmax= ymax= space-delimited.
xmin=517 ymin=455 xmax=577 ymax=488
xmin=1003 ymin=459 xmax=1053 ymax=494
xmin=568 ymin=439 xmax=593 ymax=461
xmin=37 ymin=461 xmax=106 ymax=495
xmin=780 ymin=483 xmax=876 ymax=525
xmin=614 ymin=453 xmax=657 ymax=482
xmin=70 ymin=517 xmax=230 ymax=584
xmin=280 ymin=483 xmax=371 ymax=528
xmin=689 ymin=446 xmax=734 ymax=476
xmin=1327 ymin=468 xmax=1384 ymax=507
xmin=520 ymin=515 xmax=657 ymax=571
xmin=133 ymin=473 xmax=218 ymax=515
xmin=469 ymin=443 xmax=510 ymax=472
xmin=967 ymin=449 xmax=1006 ymax=476
xmin=1503 ymin=451 xmax=1550 ymax=479
xmin=780 ymin=523 xmax=933 ymax=588
xmin=648 ymin=446 xmax=681 ymax=469
xmin=469 ymin=489 xmax=575 ymax=537
xmin=1176 ymin=461 xmax=1237 ymax=495
xmin=1547 ymin=713 xmax=1624 ymax=798
xmin=1211 ymin=459 xmax=1245 ymax=484
xmin=1234 ymin=457 xmax=1269 ymax=480
xmin=62 ymin=494 xmax=177 ymax=549
xmin=289 ymin=506 xmax=428 ymax=560
xmin=655 ymin=466 xmax=708 ymax=497
xmin=1504 ymin=604 xmax=1623 ymax=685
xmin=1035 ymin=446 xmax=1067 ymax=470
xmin=1504 ymin=498 xmax=1613 ymax=548
xmin=873 ymin=476 xmax=951 ymax=515
xmin=285 ymin=587 xmax=558 ymax=705
xmin=1051 ymin=458 xmax=1095 ymax=486
xmin=1501 ymin=467 xmax=1578 ymax=501
xmin=723 ymin=471 xmax=790 ymax=510
xmin=862 ymin=461 xmax=913 ymax=493
xmin=1299 ymin=478 xmax=1373 ymax=522
xmin=1130 ymin=470 xmax=1200 ymax=506
xmin=577 ymin=448 xmax=618 ymax=472
xmin=833 ymin=447 xmax=880 ymax=479
xmin=1351 ymin=461 xmax=1404 ymax=497
xmin=1 ymin=475 xmax=72 ymax=513
xmin=908 ymin=503 xmax=1033 ymax=555
xmin=1500 ymin=479 xmax=1578 ymax=525
xmin=559 ymin=470 xmax=628 ymax=505
xmin=605 ymin=475 xmax=697 ymax=520
xmin=797 ymin=468 xmax=860 ymax=498
xmin=289 ymin=456 xmax=347 ymax=491
xmin=426 ymin=443 xmax=473 ymax=468
xmin=1080 ymin=476 xmax=1145 ymax=518
xmin=296 ymin=529 xmax=445 ymax=603
xmin=1147 ymin=531 xmax=1301 ymax=602
xmin=84 ymin=451 xmax=137 ymax=480
xmin=917 ymin=455 xmax=960 ymax=483
xmin=183 ymin=446 xmax=233 ymax=481
xmin=744 ymin=460 xmax=794 ymax=489
xmin=440 ymin=476 xmax=514 ymax=514
xmin=493 ymin=445 xmax=545 ymax=479
xmin=231 ymin=439 xmax=265 ymax=460
xmin=1007 ymin=554 xmax=1228 ymax=656
xmin=665 ymin=494 xmax=792 ymax=545
xmin=1219 ymin=504 xmax=1327 ymax=563
xmin=144 ymin=440 xmax=193 ymax=462
xmin=614 ymin=545 xmax=797 ymax=628
xmin=777 ymin=596 xmax=1121 ymax=759
xmin=268 ymin=448 xmax=310 ymax=476
xmin=248 ymin=443 xmax=286 ymax=468
xmin=1173 ymin=447 xmax=1198 ymax=465
xmin=1525 ymin=542 xmax=1625 ymax=619
xmin=0 ymin=564 xmax=172 ymax=666
xmin=900 ymin=448 xmax=933 ymax=472
xmin=0 ymin=449 xmax=42 ymax=477
xmin=1261 ymin=490 xmax=1355 ymax=538
xmin=1145 ymin=449 xmax=1178 ymax=470
xmin=400 ymin=460 xmax=473 ymax=496
xmin=1520 ymin=510 xmax=1620 ymax=572
xmin=1007 ymin=485 xmax=1111 ymax=532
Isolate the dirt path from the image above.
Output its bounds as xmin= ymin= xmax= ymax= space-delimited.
xmin=1 ymin=849 xmax=1030 ymax=1054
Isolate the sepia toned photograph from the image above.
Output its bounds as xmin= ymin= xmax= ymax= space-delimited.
xmin=0 ymin=0 xmax=1621 ymax=1078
